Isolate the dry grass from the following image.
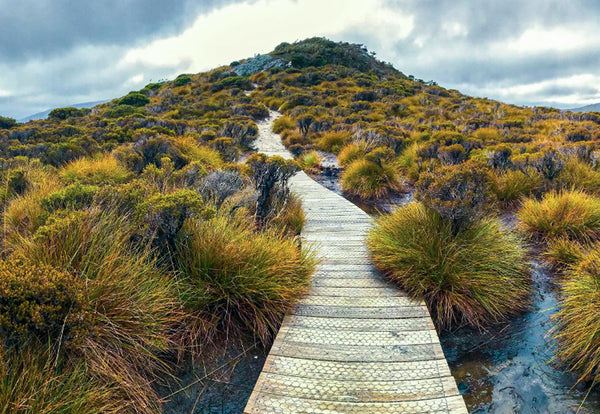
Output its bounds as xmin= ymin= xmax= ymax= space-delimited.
xmin=517 ymin=190 xmax=600 ymax=242
xmin=368 ymin=202 xmax=531 ymax=329
xmin=175 ymin=213 xmax=316 ymax=351
xmin=552 ymin=250 xmax=600 ymax=383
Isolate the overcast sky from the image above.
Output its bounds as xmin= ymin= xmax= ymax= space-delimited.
xmin=1 ymin=0 xmax=599 ymax=119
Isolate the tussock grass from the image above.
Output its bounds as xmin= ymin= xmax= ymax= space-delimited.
xmin=341 ymin=159 xmax=400 ymax=199
xmin=368 ymin=202 xmax=531 ymax=329
xmin=299 ymin=150 xmax=322 ymax=171
xmin=492 ymin=168 xmax=542 ymax=203
xmin=316 ymin=130 xmax=350 ymax=153
xmin=552 ymin=251 xmax=600 ymax=383
xmin=60 ymin=154 xmax=132 ymax=185
xmin=517 ymin=190 xmax=600 ymax=241
xmin=0 ymin=346 xmax=119 ymax=414
xmin=175 ymin=214 xmax=316 ymax=349
xmin=12 ymin=209 xmax=178 ymax=413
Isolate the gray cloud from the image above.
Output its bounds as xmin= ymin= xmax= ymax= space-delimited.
xmin=0 ymin=0 xmax=239 ymax=61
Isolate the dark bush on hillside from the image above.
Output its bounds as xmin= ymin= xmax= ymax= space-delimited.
xmin=174 ymin=74 xmax=192 ymax=86
xmin=48 ymin=107 xmax=88 ymax=120
xmin=0 ymin=116 xmax=16 ymax=129
xmin=221 ymin=119 xmax=258 ymax=148
xmin=215 ymin=76 xmax=252 ymax=90
xmin=566 ymin=127 xmax=592 ymax=142
xmin=416 ymin=161 xmax=492 ymax=233
xmin=104 ymin=104 xmax=145 ymax=118
xmin=7 ymin=170 xmax=28 ymax=195
xmin=129 ymin=135 xmax=188 ymax=172
xmin=532 ymin=149 xmax=565 ymax=181
xmin=209 ymin=137 xmax=238 ymax=162
xmin=353 ymin=91 xmax=378 ymax=102
xmin=0 ymin=259 xmax=85 ymax=348
xmin=438 ymin=144 xmax=466 ymax=165
xmin=119 ymin=92 xmax=150 ymax=107
xmin=489 ymin=146 xmax=512 ymax=170
xmin=231 ymin=104 xmax=269 ymax=120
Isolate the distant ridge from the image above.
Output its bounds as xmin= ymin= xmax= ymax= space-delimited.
xmin=568 ymin=102 xmax=600 ymax=113
xmin=18 ymin=99 xmax=108 ymax=122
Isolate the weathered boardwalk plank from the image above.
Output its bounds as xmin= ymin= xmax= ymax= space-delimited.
xmin=244 ymin=113 xmax=467 ymax=413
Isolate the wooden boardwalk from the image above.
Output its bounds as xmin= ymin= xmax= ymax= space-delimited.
xmin=244 ymin=113 xmax=467 ymax=413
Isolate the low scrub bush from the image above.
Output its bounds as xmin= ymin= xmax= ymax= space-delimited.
xmin=416 ymin=161 xmax=492 ymax=233
xmin=517 ymin=190 xmax=600 ymax=241
xmin=0 ymin=259 xmax=85 ymax=348
xmin=367 ymin=202 xmax=530 ymax=328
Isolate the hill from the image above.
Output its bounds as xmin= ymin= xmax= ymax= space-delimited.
xmin=569 ymin=102 xmax=600 ymax=113
xmin=18 ymin=99 xmax=109 ymax=122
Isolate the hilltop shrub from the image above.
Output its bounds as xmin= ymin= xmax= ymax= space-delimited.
xmin=174 ymin=74 xmax=192 ymax=86
xmin=517 ymin=190 xmax=600 ymax=241
xmin=0 ymin=259 xmax=85 ymax=348
xmin=368 ymin=202 xmax=530 ymax=329
xmin=0 ymin=115 xmax=16 ymax=129
xmin=119 ymin=92 xmax=150 ymax=107
xmin=175 ymin=214 xmax=316 ymax=346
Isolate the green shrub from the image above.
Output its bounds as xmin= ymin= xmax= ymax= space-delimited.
xmin=517 ymin=190 xmax=600 ymax=241
xmin=337 ymin=143 xmax=365 ymax=166
xmin=41 ymin=183 xmax=99 ymax=211
xmin=174 ymin=74 xmax=192 ymax=87
xmin=299 ymin=150 xmax=322 ymax=170
xmin=13 ymin=210 xmax=177 ymax=412
xmin=7 ymin=169 xmax=28 ymax=195
xmin=0 ymin=259 xmax=85 ymax=348
xmin=544 ymin=237 xmax=587 ymax=269
xmin=552 ymin=250 xmax=600 ymax=383
xmin=175 ymin=214 xmax=315 ymax=345
xmin=0 ymin=115 xmax=16 ymax=129
xmin=341 ymin=158 xmax=399 ymax=199
xmin=367 ymin=202 xmax=531 ymax=328
xmin=119 ymin=92 xmax=150 ymax=107
xmin=48 ymin=107 xmax=87 ymax=120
